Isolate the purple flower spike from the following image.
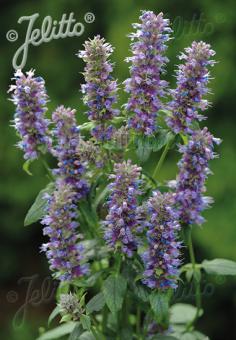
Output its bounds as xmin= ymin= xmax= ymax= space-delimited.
xmin=78 ymin=35 xmax=119 ymax=141
xmin=103 ymin=160 xmax=142 ymax=257
xmin=41 ymin=180 xmax=89 ymax=281
xmin=52 ymin=105 xmax=88 ymax=200
xmin=9 ymin=69 xmax=51 ymax=159
xmin=141 ymin=191 xmax=181 ymax=290
xmin=124 ymin=11 xmax=171 ymax=135
xmin=174 ymin=127 xmax=221 ymax=225
xmin=166 ymin=41 xmax=216 ymax=133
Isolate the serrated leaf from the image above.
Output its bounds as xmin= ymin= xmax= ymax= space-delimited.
xmin=202 ymin=258 xmax=236 ymax=275
xmin=48 ymin=306 xmax=60 ymax=326
xmin=23 ymin=159 xmax=33 ymax=176
xmin=86 ymin=292 xmax=105 ymax=313
xmin=133 ymin=283 xmax=149 ymax=302
xmin=103 ymin=275 xmax=127 ymax=314
xmin=80 ymin=314 xmax=91 ymax=331
xmin=24 ymin=182 xmax=54 ymax=226
xmin=150 ymin=292 xmax=169 ymax=325
xmin=152 ymin=130 xmax=174 ymax=152
xmin=36 ymin=322 xmax=77 ymax=340
xmin=170 ymin=303 xmax=200 ymax=324
xmin=135 ymin=135 xmax=152 ymax=163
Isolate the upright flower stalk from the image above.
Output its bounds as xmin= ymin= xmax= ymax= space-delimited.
xmin=9 ymin=69 xmax=51 ymax=159
xmin=124 ymin=11 xmax=171 ymax=135
xmin=174 ymin=128 xmax=221 ymax=225
xmin=103 ymin=160 xmax=142 ymax=257
xmin=141 ymin=191 xmax=181 ymax=290
xmin=78 ymin=35 xmax=119 ymax=141
xmin=166 ymin=41 xmax=215 ymax=134
xmin=52 ymin=105 xmax=88 ymax=200
xmin=41 ymin=180 xmax=89 ymax=281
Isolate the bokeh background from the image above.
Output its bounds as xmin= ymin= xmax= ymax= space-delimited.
xmin=0 ymin=0 xmax=235 ymax=339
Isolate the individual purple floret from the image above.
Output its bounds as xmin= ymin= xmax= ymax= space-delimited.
xmin=124 ymin=11 xmax=171 ymax=135
xmin=103 ymin=160 xmax=142 ymax=257
xmin=52 ymin=105 xmax=88 ymax=200
xmin=166 ymin=41 xmax=215 ymax=133
xmin=78 ymin=35 xmax=119 ymax=141
xmin=174 ymin=127 xmax=221 ymax=225
xmin=41 ymin=180 xmax=89 ymax=281
xmin=141 ymin=191 xmax=181 ymax=290
xmin=9 ymin=69 xmax=51 ymax=159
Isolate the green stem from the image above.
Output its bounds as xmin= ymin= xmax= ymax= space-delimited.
xmin=187 ymin=229 xmax=202 ymax=327
xmin=136 ymin=306 xmax=141 ymax=338
xmin=102 ymin=306 xmax=108 ymax=335
xmin=91 ymin=326 xmax=100 ymax=340
xmin=152 ymin=140 xmax=172 ymax=179
xmin=41 ymin=157 xmax=54 ymax=181
xmin=116 ymin=254 xmax=122 ymax=276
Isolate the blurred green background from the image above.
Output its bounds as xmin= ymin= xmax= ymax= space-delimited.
xmin=0 ymin=0 xmax=235 ymax=339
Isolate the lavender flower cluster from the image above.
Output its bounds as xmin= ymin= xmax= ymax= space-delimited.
xmin=103 ymin=160 xmax=141 ymax=257
xmin=78 ymin=35 xmax=119 ymax=140
xmin=140 ymin=191 xmax=181 ymax=289
xmin=166 ymin=41 xmax=215 ymax=134
xmin=174 ymin=128 xmax=221 ymax=225
xmin=124 ymin=11 xmax=171 ymax=135
xmin=9 ymin=69 xmax=51 ymax=159
xmin=52 ymin=105 xmax=88 ymax=200
xmin=41 ymin=180 xmax=89 ymax=281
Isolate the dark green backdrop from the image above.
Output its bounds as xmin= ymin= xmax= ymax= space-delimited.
xmin=0 ymin=0 xmax=235 ymax=339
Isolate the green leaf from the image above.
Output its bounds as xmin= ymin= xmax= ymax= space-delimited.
xmin=191 ymin=331 xmax=209 ymax=340
xmin=152 ymin=130 xmax=174 ymax=152
xmin=23 ymin=159 xmax=33 ymax=176
xmin=170 ymin=304 xmax=200 ymax=324
xmin=133 ymin=283 xmax=149 ymax=302
xmin=202 ymin=258 xmax=236 ymax=275
xmin=86 ymin=292 xmax=105 ymax=313
xmin=36 ymin=322 xmax=77 ymax=340
xmin=68 ymin=324 xmax=84 ymax=340
xmin=78 ymin=122 xmax=95 ymax=131
xmin=60 ymin=314 xmax=72 ymax=323
xmin=24 ymin=182 xmax=54 ymax=226
xmin=48 ymin=306 xmax=60 ymax=326
xmin=150 ymin=292 xmax=169 ymax=325
xmin=79 ymin=332 xmax=95 ymax=340
xmin=152 ymin=336 xmax=179 ymax=340
xmin=56 ymin=282 xmax=69 ymax=302
xmin=135 ymin=135 xmax=152 ymax=163
xmin=180 ymin=334 xmax=196 ymax=340
xmin=103 ymin=275 xmax=127 ymax=314
xmin=80 ymin=314 xmax=91 ymax=331
xmin=79 ymin=200 xmax=98 ymax=229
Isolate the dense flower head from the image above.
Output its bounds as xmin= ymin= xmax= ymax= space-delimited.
xmin=174 ymin=127 xmax=221 ymax=225
xmin=124 ymin=11 xmax=171 ymax=135
xmin=9 ymin=69 xmax=51 ymax=159
xmin=59 ymin=293 xmax=83 ymax=321
xmin=41 ymin=180 xmax=89 ymax=281
xmin=166 ymin=41 xmax=215 ymax=133
xmin=76 ymin=139 xmax=106 ymax=169
xmin=103 ymin=160 xmax=142 ymax=257
xmin=78 ymin=35 xmax=119 ymax=140
xmin=141 ymin=191 xmax=181 ymax=290
xmin=52 ymin=105 xmax=88 ymax=199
